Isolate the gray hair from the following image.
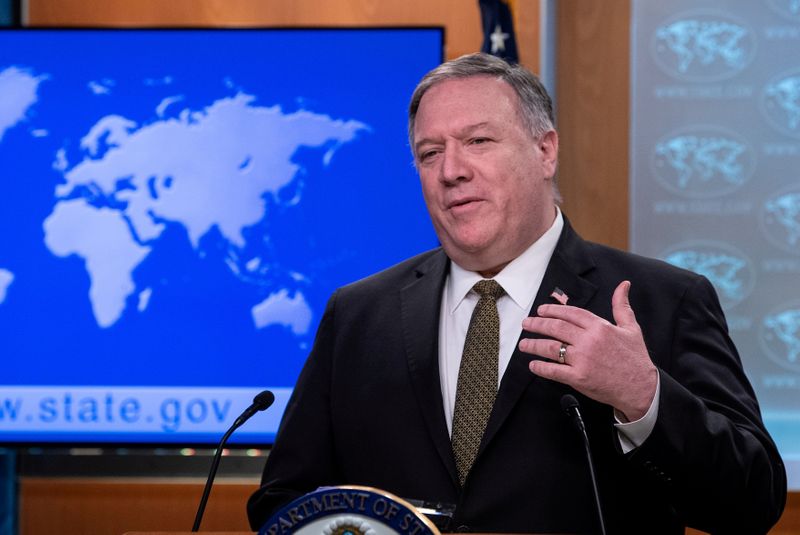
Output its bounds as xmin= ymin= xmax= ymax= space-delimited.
xmin=408 ymin=52 xmax=555 ymax=152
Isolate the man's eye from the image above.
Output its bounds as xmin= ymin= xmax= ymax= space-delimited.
xmin=471 ymin=137 xmax=489 ymax=145
xmin=420 ymin=150 xmax=439 ymax=161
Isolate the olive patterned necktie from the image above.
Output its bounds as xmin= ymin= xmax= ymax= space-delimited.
xmin=451 ymin=279 xmax=505 ymax=486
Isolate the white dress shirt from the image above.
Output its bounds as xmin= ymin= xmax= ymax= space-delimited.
xmin=437 ymin=209 xmax=658 ymax=452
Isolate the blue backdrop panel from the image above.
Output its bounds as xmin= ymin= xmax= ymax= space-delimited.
xmin=630 ymin=0 xmax=800 ymax=488
xmin=0 ymin=28 xmax=442 ymax=445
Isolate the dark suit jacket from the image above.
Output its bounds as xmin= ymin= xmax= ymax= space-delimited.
xmin=248 ymin=220 xmax=786 ymax=534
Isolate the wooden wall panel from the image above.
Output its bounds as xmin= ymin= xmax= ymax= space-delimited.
xmin=556 ymin=0 xmax=630 ymax=250
xmin=774 ymin=492 xmax=800 ymax=534
xmin=19 ymin=477 xmax=256 ymax=535
xmin=25 ymin=0 xmax=539 ymax=67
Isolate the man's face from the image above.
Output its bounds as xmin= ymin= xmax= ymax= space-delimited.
xmin=413 ymin=76 xmax=559 ymax=275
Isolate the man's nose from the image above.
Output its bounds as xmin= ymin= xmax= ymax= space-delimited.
xmin=441 ymin=145 xmax=471 ymax=185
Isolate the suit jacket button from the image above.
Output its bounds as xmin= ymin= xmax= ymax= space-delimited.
xmin=456 ymin=525 xmax=471 ymax=532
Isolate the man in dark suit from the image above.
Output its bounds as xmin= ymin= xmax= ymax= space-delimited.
xmin=248 ymin=53 xmax=786 ymax=534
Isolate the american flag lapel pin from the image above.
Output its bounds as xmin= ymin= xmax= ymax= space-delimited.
xmin=550 ymin=287 xmax=569 ymax=305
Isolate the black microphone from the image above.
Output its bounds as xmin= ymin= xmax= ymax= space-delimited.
xmin=192 ymin=389 xmax=276 ymax=532
xmin=560 ymin=394 xmax=607 ymax=535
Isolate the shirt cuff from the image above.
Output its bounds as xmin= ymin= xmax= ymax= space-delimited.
xmin=614 ymin=373 xmax=661 ymax=454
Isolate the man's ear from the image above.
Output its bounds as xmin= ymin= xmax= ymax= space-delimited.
xmin=539 ymin=129 xmax=559 ymax=176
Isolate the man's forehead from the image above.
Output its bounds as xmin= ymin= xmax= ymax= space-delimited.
xmin=417 ymin=78 xmax=517 ymax=121
xmin=422 ymin=74 xmax=512 ymax=99
xmin=414 ymin=77 xmax=521 ymax=136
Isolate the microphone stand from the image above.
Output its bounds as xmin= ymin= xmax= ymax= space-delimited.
xmin=560 ymin=394 xmax=608 ymax=535
xmin=192 ymin=390 xmax=275 ymax=532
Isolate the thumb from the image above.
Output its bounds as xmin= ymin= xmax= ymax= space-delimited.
xmin=612 ymin=280 xmax=638 ymax=328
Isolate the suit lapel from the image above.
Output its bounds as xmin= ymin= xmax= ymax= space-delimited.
xmin=480 ymin=221 xmax=599 ymax=454
xmin=399 ymin=249 xmax=460 ymax=486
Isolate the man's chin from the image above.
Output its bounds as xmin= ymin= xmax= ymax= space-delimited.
xmin=440 ymin=240 xmax=504 ymax=272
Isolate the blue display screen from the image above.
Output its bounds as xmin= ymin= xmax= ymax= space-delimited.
xmin=0 ymin=28 xmax=442 ymax=444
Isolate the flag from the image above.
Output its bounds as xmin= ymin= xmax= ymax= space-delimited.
xmin=550 ymin=287 xmax=569 ymax=305
xmin=479 ymin=0 xmax=519 ymax=64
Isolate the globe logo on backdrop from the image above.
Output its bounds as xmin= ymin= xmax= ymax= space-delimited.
xmin=766 ymin=0 xmax=800 ymax=22
xmin=652 ymin=126 xmax=755 ymax=198
xmin=651 ymin=10 xmax=756 ymax=82
xmin=661 ymin=241 xmax=755 ymax=309
xmin=760 ymin=303 xmax=800 ymax=373
xmin=761 ymin=69 xmax=800 ymax=138
xmin=761 ymin=186 xmax=800 ymax=254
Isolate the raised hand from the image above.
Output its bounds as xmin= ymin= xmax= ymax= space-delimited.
xmin=519 ymin=281 xmax=658 ymax=421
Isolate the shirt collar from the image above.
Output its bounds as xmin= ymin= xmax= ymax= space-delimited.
xmin=446 ymin=208 xmax=564 ymax=313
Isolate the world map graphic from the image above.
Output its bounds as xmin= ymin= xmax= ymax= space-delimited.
xmin=3 ymin=65 xmax=364 ymax=332
xmin=0 ymin=30 xmax=440 ymax=398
